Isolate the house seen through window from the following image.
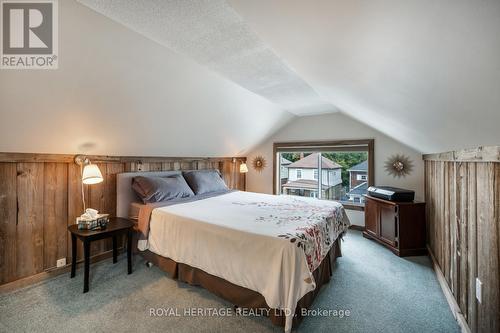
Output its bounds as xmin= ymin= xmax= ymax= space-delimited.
xmin=274 ymin=140 xmax=373 ymax=209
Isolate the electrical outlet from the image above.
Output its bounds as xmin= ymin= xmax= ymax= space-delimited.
xmin=476 ymin=277 xmax=482 ymax=303
xmin=56 ymin=258 xmax=66 ymax=268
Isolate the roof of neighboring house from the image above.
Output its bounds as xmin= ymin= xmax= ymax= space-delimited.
xmin=347 ymin=182 xmax=368 ymax=196
xmin=348 ymin=160 xmax=368 ymax=172
xmin=282 ymin=179 xmax=331 ymax=191
xmin=280 ymin=157 xmax=292 ymax=165
xmin=286 ymin=153 xmax=341 ymax=169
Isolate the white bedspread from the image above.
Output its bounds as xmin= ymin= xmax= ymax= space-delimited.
xmin=146 ymin=191 xmax=350 ymax=332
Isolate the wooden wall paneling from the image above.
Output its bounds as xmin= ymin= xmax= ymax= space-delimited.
xmin=476 ymin=163 xmax=499 ymax=333
xmin=219 ymin=161 xmax=234 ymax=189
xmin=431 ymin=161 xmax=437 ymax=263
xmin=496 ymin=163 xmax=500 ymax=332
xmin=16 ymin=163 xmax=44 ymax=279
xmin=126 ymin=161 xmax=146 ymax=172
xmin=221 ymin=160 xmax=232 ymax=189
xmin=148 ymin=162 xmax=162 ymax=171
xmin=444 ymin=162 xmax=450 ymax=286
xmin=136 ymin=162 xmax=148 ymax=171
xmin=423 ymin=146 xmax=500 ymax=162
xmin=426 ymin=161 xmax=432 ymax=249
xmin=105 ymin=163 xmax=124 ymax=217
xmin=426 ymin=161 xmax=434 ymax=251
xmin=88 ymin=163 xmax=107 ymax=256
xmin=43 ymin=163 xmax=68 ymax=270
xmin=443 ymin=162 xmax=450 ymax=285
xmin=0 ymin=163 xmax=17 ymax=284
xmin=425 ymin=155 xmax=500 ymax=333
xmin=105 ymin=163 xmax=125 ymax=251
xmin=434 ymin=160 xmax=440 ymax=263
xmin=467 ymin=162 xmax=478 ymax=332
xmin=457 ymin=162 xmax=469 ymax=317
xmin=0 ymin=153 xmax=246 ymax=287
xmin=424 ymin=162 xmax=430 ymax=245
xmin=161 ymin=162 xmax=172 ymax=171
xmin=124 ymin=162 xmax=133 ymax=172
xmin=197 ymin=161 xmax=206 ymax=170
xmin=436 ymin=161 xmax=443 ymax=268
xmin=450 ymin=162 xmax=458 ymax=296
xmin=180 ymin=161 xmax=192 ymax=170
xmin=68 ymin=163 xmax=86 ymax=262
xmin=234 ymin=162 xmax=240 ymax=188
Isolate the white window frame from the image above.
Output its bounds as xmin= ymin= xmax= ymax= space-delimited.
xmin=357 ymin=174 xmax=367 ymax=181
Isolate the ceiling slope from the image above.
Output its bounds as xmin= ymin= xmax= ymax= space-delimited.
xmin=0 ymin=0 xmax=293 ymax=156
xmin=228 ymin=0 xmax=500 ymax=153
xmin=77 ymin=0 xmax=335 ymax=115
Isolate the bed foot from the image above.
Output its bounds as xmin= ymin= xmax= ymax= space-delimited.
xmin=146 ymin=261 xmax=154 ymax=268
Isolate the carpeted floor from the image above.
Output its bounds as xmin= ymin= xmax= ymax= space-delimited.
xmin=0 ymin=231 xmax=460 ymax=333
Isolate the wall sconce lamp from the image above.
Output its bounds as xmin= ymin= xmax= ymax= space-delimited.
xmin=232 ymin=158 xmax=248 ymax=173
xmin=74 ymin=155 xmax=103 ymax=211
xmin=239 ymin=163 xmax=248 ymax=173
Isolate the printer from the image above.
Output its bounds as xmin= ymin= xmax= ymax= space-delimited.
xmin=367 ymin=186 xmax=415 ymax=202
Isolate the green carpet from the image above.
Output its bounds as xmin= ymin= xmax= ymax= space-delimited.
xmin=0 ymin=231 xmax=459 ymax=333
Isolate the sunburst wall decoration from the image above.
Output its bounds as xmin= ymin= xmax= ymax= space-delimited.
xmin=385 ymin=154 xmax=413 ymax=178
xmin=252 ymin=155 xmax=267 ymax=172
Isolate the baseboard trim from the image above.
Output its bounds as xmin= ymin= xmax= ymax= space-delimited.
xmin=0 ymin=248 xmax=123 ymax=294
xmin=349 ymin=225 xmax=365 ymax=231
xmin=427 ymin=245 xmax=471 ymax=333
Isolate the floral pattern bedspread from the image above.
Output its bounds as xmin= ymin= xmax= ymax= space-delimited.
xmin=232 ymin=195 xmax=350 ymax=272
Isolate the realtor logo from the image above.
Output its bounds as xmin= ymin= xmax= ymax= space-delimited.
xmin=1 ymin=0 xmax=58 ymax=69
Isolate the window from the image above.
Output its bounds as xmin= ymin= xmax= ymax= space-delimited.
xmin=357 ymin=174 xmax=367 ymax=181
xmin=273 ymin=140 xmax=374 ymax=210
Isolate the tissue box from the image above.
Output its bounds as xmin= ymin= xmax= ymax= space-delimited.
xmin=77 ymin=214 xmax=110 ymax=230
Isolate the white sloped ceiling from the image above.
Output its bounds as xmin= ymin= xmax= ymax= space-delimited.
xmin=3 ymin=0 xmax=497 ymax=155
xmin=77 ymin=0 xmax=335 ymax=115
xmin=0 ymin=0 xmax=293 ymax=156
xmin=79 ymin=0 xmax=500 ymax=153
xmin=228 ymin=0 xmax=500 ymax=153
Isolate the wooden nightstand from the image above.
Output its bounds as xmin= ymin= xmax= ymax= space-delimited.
xmin=68 ymin=217 xmax=134 ymax=293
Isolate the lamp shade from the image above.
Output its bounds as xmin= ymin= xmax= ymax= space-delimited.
xmin=82 ymin=164 xmax=103 ymax=184
xmin=239 ymin=163 xmax=249 ymax=173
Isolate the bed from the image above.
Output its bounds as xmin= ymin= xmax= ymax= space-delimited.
xmin=116 ymin=170 xmax=350 ymax=332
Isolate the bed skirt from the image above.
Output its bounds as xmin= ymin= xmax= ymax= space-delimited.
xmin=140 ymin=239 xmax=342 ymax=329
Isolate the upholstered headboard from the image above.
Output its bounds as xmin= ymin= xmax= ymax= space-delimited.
xmin=116 ymin=171 xmax=182 ymax=218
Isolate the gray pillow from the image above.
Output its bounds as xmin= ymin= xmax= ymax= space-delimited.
xmin=182 ymin=170 xmax=228 ymax=195
xmin=132 ymin=175 xmax=194 ymax=203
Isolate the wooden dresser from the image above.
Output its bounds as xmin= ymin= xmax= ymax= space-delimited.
xmin=363 ymin=195 xmax=426 ymax=256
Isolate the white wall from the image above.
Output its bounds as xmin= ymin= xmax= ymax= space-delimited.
xmin=246 ymin=112 xmax=424 ymax=227
xmin=0 ymin=0 xmax=292 ymax=157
